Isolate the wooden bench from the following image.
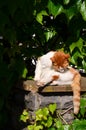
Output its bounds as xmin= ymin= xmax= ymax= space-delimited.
xmin=18 ymin=76 xmax=86 ymax=93
xmin=16 ymin=76 xmax=86 ymax=123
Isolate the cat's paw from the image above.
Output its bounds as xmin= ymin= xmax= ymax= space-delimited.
xmin=34 ymin=77 xmax=40 ymax=81
xmin=52 ymin=75 xmax=59 ymax=81
xmin=50 ymin=80 xmax=58 ymax=85
xmin=36 ymin=81 xmax=45 ymax=87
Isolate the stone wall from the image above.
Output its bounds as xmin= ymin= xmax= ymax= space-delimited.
xmin=25 ymin=92 xmax=74 ymax=123
xmin=9 ymin=76 xmax=86 ymax=130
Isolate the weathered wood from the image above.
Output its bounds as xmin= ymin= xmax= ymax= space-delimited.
xmin=14 ymin=76 xmax=86 ymax=125
xmin=17 ymin=76 xmax=86 ymax=93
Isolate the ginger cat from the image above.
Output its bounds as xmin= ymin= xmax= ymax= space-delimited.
xmin=34 ymin=51 xmax=81 ymax=114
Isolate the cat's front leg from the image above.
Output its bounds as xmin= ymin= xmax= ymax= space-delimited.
xmin=34 ymin=58 xmax=42 ymax=82
xmin=37 ymin=75 xmax=59 ymax=87
xmin=50 ymin=75 xmax=59 ymax=85
xmin=36 ymin=81 xmax=46 ymax=87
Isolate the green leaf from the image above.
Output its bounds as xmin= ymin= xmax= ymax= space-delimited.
xmin=76 ymin=0 xmax=82 ymax=10
xmin=36 ymin=10 xmax=48 ymax=24
xmin=44 ymin=29 xmax=57 ymax=42
xmin=70 ymin=56 xmax=76 ymax=65
xmin=27 ymin=124 xmax=43 ymax=130
xmin=55 ymin=120 xmax=64 ymax=130
xmin=22 ymin=109 xmax=29 ymax=116
xmin=20 ymin=109 xmax=29 ymax=122
xmin=42 ymin=107 xmax=49 ymax=120
xmin=80 ymin=1 xmax=86 ymax=21
xmin=72 ymin=119 xmax=86 ymax=130
xmin=35 ymin=109 xmax=43 ymax=121
xmin=82 ymin=60 xmax=86 ymax=71
xmin=64 ymin=125 xmax=70 ymax=130
xmin=80 ymin=98 xmax=86 ymax=116
xmin=41 ymin=116 xmax=53 ymax=127
xmin=65 ymin=6 xmax=77 ymax=20
xmin=22 ymin=67 xmax=28 ymax=78
xmin=49 ymin=104 xmax=57 ymax=115
xmin=36 ymin=107 xmax=49 ymax=121
xmin=46 ymin=116 xmax=53 ymax=127
xmin=27 ymin=125 xmax=34 ymax=130
xmin=35 ymin=125 xmax=43 ymax=130
xmin=47 ymin=0 xmax=63 ymax=17
xmin=63 ymin=0 xmax=70 ymax=5
xmin=69 ymin=38 xmax=83 ymax=53
xmin=70 ymin=51 xmax=83 ymax=65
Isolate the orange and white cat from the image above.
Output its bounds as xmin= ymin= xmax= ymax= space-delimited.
xmin=34 ymin=51 xmax=81 ymax=114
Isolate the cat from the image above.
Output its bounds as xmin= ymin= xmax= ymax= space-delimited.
xmin=34 ymin=51 xmax=81 ymax=114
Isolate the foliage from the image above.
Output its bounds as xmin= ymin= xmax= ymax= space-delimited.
xmin=21 ymin=103 xmax=65 ymax=130
xmin=0 ymin=0 xmax=86 ymax=128
xmin=20 ymin=100 xmax=86 ymax=130
xmin=20 ymin=109 xmax=29 ymax=123
xmin=77 ymin=97 xmax=86 ymax=119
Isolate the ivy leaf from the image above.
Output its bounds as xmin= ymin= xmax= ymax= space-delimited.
xmin=22 ymin=67 xmax=28 ymax=78
xmin=64 ymin=125 xmax=70 ymax=130
xmin=80 ymin=98 xmax=86 ymax=117
xmin=47 ymin=0 xmax=63 ymax=17
xmin=42 ymin=107 xmax=49 ymax=120
xmin=63 ymin=0 xmax=70 ymax=5
xmin=49 ymin=104 xmax=57 ymax=115
xmin=70 ymin=56 xmax=76 ymax=65
xmin=69 ymin=38 xmax=83 ymax=53
xmin=44 ymin=29 xmax=57 ymax=42
xmin=36 ymin=107 xmax=49 ymax=121
xmin=65 ymin=6 xmax=77 ymax=20
xmin=36 ymin=10 xmax=48 ymax=24
xmin=35 ymin=109 xmax=43 ymax=121
xmin=76 ymin=0 xmax=86 ymax=21
xmin=55 ymin=120 xmax=64 ymax=129
xmin=80 ymin=1 xmax=86 ymax=21
xmin=82 ymin=60 xmax=86 ymax=71
xmin=76 ymin=0 xmax=82 ymax=10
xmin=22 ymin=109 xmax=28 ymax=116
xmin=46 ymin=116 xmax=53 ymax=127
xmin=27 ymin=125 xmax=34 ymax=130
xmin=72 ymin=119 xmax=86 ymax=130
xmin=70 ymin=51 xmax=83 ymax=65
xmin=20 ymin=109 xmax=29 ymax=122
xmin=35 ymin=125 xmax=43 ymax=130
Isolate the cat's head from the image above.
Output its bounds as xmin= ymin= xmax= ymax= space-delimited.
xmin=50 ymin=51 xmax=70 ymax=72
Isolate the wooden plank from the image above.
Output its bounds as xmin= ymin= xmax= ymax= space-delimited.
xmin=17 ymin=76 xmax=86 ymax=93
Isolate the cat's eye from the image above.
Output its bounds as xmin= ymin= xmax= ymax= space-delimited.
xmin=54 ymin=64 xmax=57 ymax=66
xmin=53 ymin=62 xmax=57 ymax=66
xmin=52 ymin=62 xmax=55 ymax=64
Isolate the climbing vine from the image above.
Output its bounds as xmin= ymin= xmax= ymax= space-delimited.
xmin=0 ymin=0 xmax=86 ymax=128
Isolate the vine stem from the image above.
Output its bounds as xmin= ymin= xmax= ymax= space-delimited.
xmin=56 ymin=106 xmax=73 ymax=125
xmin=61 ymin=106 xmax=73 ymax=116
xmin=57 ymin=111 xmax=68 ymax=125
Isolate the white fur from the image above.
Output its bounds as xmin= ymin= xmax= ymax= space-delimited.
xmin=34 ymin=51 xmax=74 ymax=86
xmin=34 ymin=51 xmax=54 ymax=81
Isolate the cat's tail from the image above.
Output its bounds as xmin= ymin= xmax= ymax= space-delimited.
xmin=71 ymin=69 xmax=81 ymax=114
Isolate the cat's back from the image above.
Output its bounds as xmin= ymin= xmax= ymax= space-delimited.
xmin=59 ymin=70 xmax=74 ymax=81
xmin=40 ymin=51 xmax=55 ymax=68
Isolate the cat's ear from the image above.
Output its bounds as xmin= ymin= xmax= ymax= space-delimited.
xmin=65 ymin=54 xmax=70 ymax=59
xmin=50 ymin=57 xmax=54 ymax=62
